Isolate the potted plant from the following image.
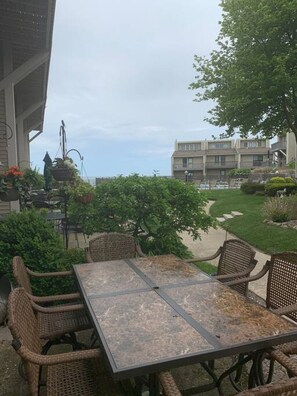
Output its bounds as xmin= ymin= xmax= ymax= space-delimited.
xmin=0 ymin=166 xmax=24 ymax=201
xmin=51 ymin=157 xmax=77 ymax=181
xmin=70 ymin=181 xmax=95 ymax=204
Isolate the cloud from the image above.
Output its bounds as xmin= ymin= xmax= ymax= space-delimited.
xmin=30 ymin=0 xmax=223 ymax=176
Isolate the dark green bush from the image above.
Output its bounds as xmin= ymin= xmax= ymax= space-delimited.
xmin=228 ymin=168 xmax=251 ymax=178
xmin=240 ymin=182 xmax=265 ymax=195
xmin=0 ymin=210 xmax=86 ymax=296
xmin=265 ymin=183 xmax=297 ymax=197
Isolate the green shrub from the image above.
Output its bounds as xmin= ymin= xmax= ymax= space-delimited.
xmin=268 ymin=177 xmax=286 ymax=183
xmin=228 ymin=168 xmax=251 ymax=178
xmin=265 ymin=183 xmax=297 ymax=197
xmin=0 ymin=210 xmax=85 ymax=296
xmin=46 ymin=248 xmax=87 ymax=295
xmin=91 ymin=175 xmax=214 ymax=258
xmin=240 ymin=182 xmax=265 ymax=195
xmin=254 ymin=190 xmax=266 ymax=196
xmin=285 ymin=177 xmax=295 ymax=183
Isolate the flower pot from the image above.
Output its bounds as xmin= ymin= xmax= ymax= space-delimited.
xmin=52 ymin=168 xmax=74 ymax=182
xmin=0 ymin=188 xmax=20 ymax=201
xmin=75 ymin=193 xmax=94 ymax=204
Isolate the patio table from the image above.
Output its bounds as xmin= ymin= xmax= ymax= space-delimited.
xmin=73 ymin=254 xmax=297 ymax=395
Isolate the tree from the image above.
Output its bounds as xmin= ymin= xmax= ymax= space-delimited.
xmin=190 ymin=0 xmax=297 ymax=142
xmin=91 ymin=175 xmax=214 ymax=258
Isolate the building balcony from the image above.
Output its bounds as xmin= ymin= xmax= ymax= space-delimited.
xmin=172 ymin=164 xmax=204 ymax=170
xmin=205 ymin=161 xmax=237 ymax=169
xmin=240 ymin=160 xmax=271 ymax=168
xmin=271 ymin=141 xmax=286 ymax=152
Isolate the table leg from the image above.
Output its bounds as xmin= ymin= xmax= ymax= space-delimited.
xmin=249 ymin=350 xmax=275 ymax=387
xmin=149 ymin=374 xmax=159 ymax=396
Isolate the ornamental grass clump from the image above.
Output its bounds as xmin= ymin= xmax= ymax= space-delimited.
xmin=263 ymin=197 xmax=290 ymax=223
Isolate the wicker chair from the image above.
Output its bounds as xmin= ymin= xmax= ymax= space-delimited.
xmin=85 ymin=232 xmax=145 ymax=263
xmin=227 ymin=252 xmax=297 ymax=319
xmin=227 ymin=252 xmax=297 ymax=382
xmin=7 ymin=287 xmax=124 ymax=396
xmin=12 ymin=256 xmax=91 ymax=353
xmin=186 ymin=239 xmax=257 ymax=296
xmin=236 ymin=349 xmax=297 ymax=395
xmin=158 ymin=372 xmax=182 ymax=396
xmin=12 ymin=255 xmax=81 ymax=305
xmin=157 ymin=350 xmax=297 ymax=396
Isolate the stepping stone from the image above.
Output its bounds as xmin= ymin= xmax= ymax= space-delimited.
xmin=216 ymin=217 xmax=226 ymax=223
xmin=223 ymin=214 xmax=233 ymax=220
xmin=231 ymin=211 xmax=243 ymax=217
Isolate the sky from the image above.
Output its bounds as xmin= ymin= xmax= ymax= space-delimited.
xmin=30 ymin=0 xmax=224 ymax=178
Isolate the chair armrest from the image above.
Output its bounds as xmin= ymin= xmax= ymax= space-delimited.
xmin=136 ymin=244 xmax=146 ymax=257
xmin=27 ymin=292 xmax=81 ymax=304
xmin=214 ymin=268 xmax=255 ymax=281
xmin=225 ymin=261 xmax=270 ymax=288
xmin=85 ymin=247 xmax=93 ymax=263
xmin=271 ymin=303 xmax=297 ymax=317
xmin=26 ymin=267 xmax=73 ymax=278
xmin=185 ymin=247 xmax=222 ymax=263
xmin=12 ymin=340 xmax=101 ymax=366
xmin=269 ymin=348 xmax=297 ymax=376
xmin=30 ymin=300 xmax=85 ymax=313
xmin=158 ymin=372 xmax=182 ymax=396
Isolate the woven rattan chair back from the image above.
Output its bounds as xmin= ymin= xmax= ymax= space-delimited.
xmin=217 ymin=239 xmax=256 ymax=295
xmin=12 ymin=256 xmax=33 ymax=294
xmin=87 ymin=232 xmax=139 ymax=262
xmin=8 ymin=287 xmax=42 ymax=395
xmin=266 ymin=252 xmax=297 ymax=323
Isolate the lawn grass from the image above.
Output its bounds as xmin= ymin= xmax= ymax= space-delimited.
xmin=195 ymin=261 xmax=217 ymax=275
xmin=202 ymin=189 xmax=297 ymax=254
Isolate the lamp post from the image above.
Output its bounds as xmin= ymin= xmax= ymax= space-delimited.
xmin=184 ymin=170 xmax=189 ymax=182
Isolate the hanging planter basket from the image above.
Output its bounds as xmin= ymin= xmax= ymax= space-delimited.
xmin=0 ymin=188 xmax=20 ymax=202
xmin=52 ymin=168 xmax=75 ymax=182
xmin=75 ymin=193 xmax=94 ymax=204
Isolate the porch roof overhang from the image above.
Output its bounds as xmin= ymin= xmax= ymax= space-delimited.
xmin=0 ymin=0 xmax=56 ymax=136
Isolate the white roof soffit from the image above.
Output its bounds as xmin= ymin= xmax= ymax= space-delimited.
xmin=0 ymin=0 xmax=56 ymax=133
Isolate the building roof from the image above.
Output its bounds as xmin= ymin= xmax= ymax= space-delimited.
xmin=0 ymin=0 xmax=56 ymax=134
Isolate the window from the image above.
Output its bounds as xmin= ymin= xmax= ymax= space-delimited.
xmin=209 ymin=142 xmax=231 ymax=149
xmin=178 ymin=143 xmax=201 ymax=151
xmin=215 ymin=155 xmax=226 ymax=165
xmin=242 ymin=140 xmax=265 ymax=148
xmin=182 ymin=158 xmax=193 ymax=168
xmin=253 ymin=155 xmax=263 ymax=166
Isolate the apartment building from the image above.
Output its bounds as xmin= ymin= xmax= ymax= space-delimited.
xmin=172 ymin=138 xmax=271 ymax=182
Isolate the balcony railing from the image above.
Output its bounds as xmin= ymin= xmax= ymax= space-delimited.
xmin=240 ymin=160 xmax=271 ymax=168
xmin=205 ymin=161 xmax=237 ymax=169
xmin=173 ymin=164 xmax=204 ymax=170
xmin=271 ymin=141 xmax=286 ymax=151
